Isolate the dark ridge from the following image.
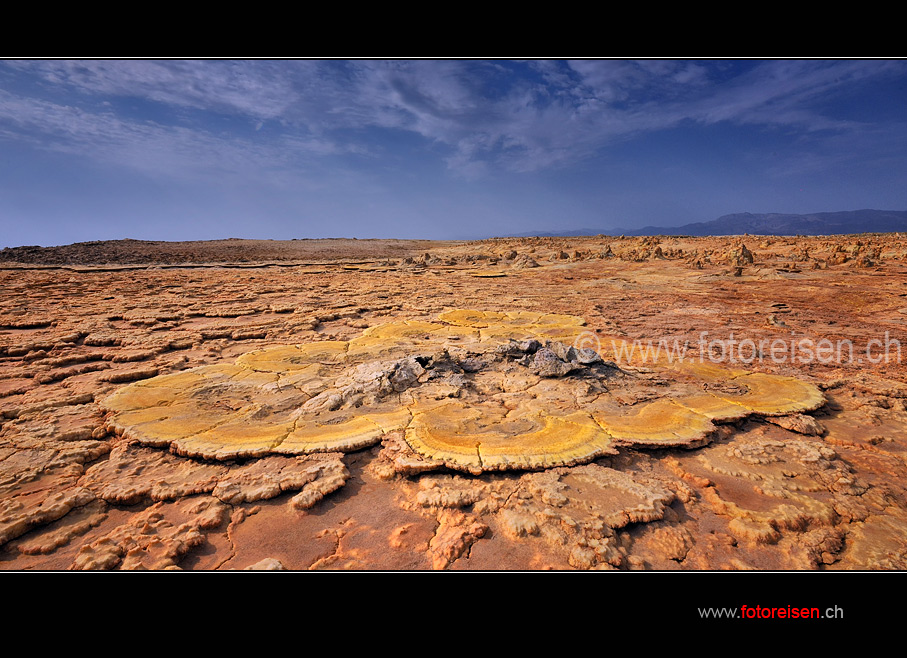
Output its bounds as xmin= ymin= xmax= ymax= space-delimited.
xmin=504 ymin=209 xmax=907 ymax=238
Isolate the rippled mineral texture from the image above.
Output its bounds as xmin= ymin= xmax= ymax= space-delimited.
xmin=2 ymin=235 xmax=907 ymax=570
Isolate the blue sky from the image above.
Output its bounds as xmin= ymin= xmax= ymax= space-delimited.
xmin=1 ymin=59 xmax=905 ymax=247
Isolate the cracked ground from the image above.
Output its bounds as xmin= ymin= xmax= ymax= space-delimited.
xmin=2 ymin=235 xmax=907 ymax=570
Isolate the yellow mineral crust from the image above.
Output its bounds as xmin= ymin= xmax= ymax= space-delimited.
xmin=238 ymin=341 xmax=350 ymax=369
xmin=170 ymin=414 xmax=295 ymax=460
xmin=102 ymin=351 xmax=408 ymax=460
xmin=639 ymin=360 xmax=824 ymax=417
xmin=277 ymin=409 xmax=413 ymax=454
xmin=437 ymin=309 xmax=507 ymax=327
xmin=108 ymin=402 xmax=244 ymax=449
xmin=347 ymin=321 xmax=477 ymax=357
xmin=102 ymin=369 xmax=215 ymax=412
xmin=99 ymin=308 xmax=826 ymax=471
xmin=405 ymin=401 xmax=618 ymax=474
xmin=439 ymin=308 xmax=583 ymax=329
xmin=593 ymin=399 xmax=716 ymax=447
xmin=361 ymin=320 xmax=448 ymax=338
xmin=714 ymin=372 xmax=826 ymax=416
xmin=670 ymin=393 xmax=751 ymax=422
xmin=588 ymin=375 xmax=823 ymax=448
xmin=435 ymin=309 xmax=588 ymax=344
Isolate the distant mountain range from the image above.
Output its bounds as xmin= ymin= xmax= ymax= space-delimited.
xmin=507 ymin=209 xmax=907 ymax=238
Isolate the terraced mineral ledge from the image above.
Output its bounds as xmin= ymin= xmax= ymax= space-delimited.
xmin=100 ymin=310 xmax=823 ymax=473
xmin=2 ymin=235 xmax=907 ymax=570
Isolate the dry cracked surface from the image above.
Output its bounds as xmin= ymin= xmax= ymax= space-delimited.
xmin=2 ymin=234 xmax=907 ymax=570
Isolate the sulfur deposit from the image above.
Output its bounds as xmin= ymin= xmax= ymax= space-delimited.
xmin=100 ymin=309 xmax=823 ymax=476
xmin=2 ymin=235 xmax=907 ymax=570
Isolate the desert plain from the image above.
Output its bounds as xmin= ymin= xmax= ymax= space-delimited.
xmin=1 ymin=234 xmax=906 ymax=571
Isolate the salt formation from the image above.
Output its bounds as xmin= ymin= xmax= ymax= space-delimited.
xmin=101 ymin=309 xmax=824 ymax=474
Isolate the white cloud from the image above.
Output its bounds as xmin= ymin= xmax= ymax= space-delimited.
xmin=7 ymin=59 xmax=304 ymax=121
xmin=1 ymin=59 xmax=905 ymax=180
xmin=0 ymin=88 xmax=352 ymax=187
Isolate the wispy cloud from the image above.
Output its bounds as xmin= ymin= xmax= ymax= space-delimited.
xmin=0 ymin=85 xmax=359 ymax=187
xmin=1 ymin=59 xmax=905 ymax=181
xmin=7 ymin=59 xmax=305 ymax=121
